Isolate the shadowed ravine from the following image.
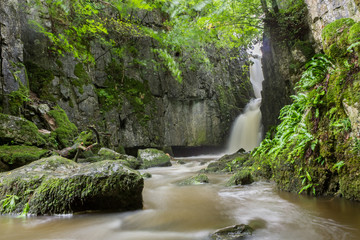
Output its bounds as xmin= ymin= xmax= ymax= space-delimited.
xmin=0 ymin=157 xmax=359 ymax=240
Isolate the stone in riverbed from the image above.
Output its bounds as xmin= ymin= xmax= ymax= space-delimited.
xmin=0 ymin=156 xmax=144 ymax=215
xmin=210 ymin=224 xmax=253 ymax=240
xmin=178 ymin=174 xmax=209 ymax=185
xmin=137 ymin=148 xmax=172 ymax=169
xmin=226 ymin=170 xmax=254 ymax=186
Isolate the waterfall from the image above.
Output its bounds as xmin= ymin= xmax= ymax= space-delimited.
xmin=226 ymin=44 xmax=264 ymax=153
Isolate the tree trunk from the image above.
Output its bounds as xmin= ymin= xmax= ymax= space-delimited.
xmin=260 ymin=0 xmax=269 ymax=15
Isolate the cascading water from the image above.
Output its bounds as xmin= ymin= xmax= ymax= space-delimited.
xmin=227 ymin=44 xmax=264 ymax=153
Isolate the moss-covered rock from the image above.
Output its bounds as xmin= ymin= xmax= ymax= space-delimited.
xmin=0 ymin=113 xmax=46 ymax=146
xmin=322 ymin=18 xmax=355 ymax=59
xmin=96 ymin=147 xmax=141 ymax=169
xmin=210 ymin=224 xmax=253 ymax=240
xmin=178 ymin=174 xmax=209 ymax=186
xmin=48 ymin=106 xmax=78 ymax=148
xmin=0 ymin=156 xmax=144 ymax=215
xmin=226 ymin=170 xmax=254 ymax=186
xmin=137 ymin=148 xmax=172 ymax=169
xmin=0 ymin=145 xmax=48 ymax=171
xmin=204 ymin=151 xmax=250 ymax=173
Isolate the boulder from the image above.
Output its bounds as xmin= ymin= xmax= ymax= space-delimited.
xmin=0 ymin=113 xmax=46 ymax=146
xmin=210 ymin=224 xmax=253 ymax=240
xmin=178 ymin=174 xmax=209 ymax=186
xmin=0 ymin=145 xmax=49 ymax=171
xmin=226 ymin=170 xmax=254 ymax=186
xmin=137 ymin=148 xmax=172 ymax=169
xmin=0 ymin=156 xmax=143 ymax=215
xmin=204 ymin=151 xmax=250 ymax=173
xmin=96 ymin=147 xmax=141 ymax=169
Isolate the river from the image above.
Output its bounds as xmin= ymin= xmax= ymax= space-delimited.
xmin=1 ymin=156 xmax=359 ymax=240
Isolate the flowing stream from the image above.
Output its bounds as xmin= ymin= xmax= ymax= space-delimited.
xmin=1 ymin=158 xmax=360 ymax=240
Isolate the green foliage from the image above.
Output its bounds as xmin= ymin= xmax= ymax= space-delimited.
xmin=253 ymin=54 xmax=334 ymax=168
xmin=0 ymin=195 xmax=19 ymax=213
xmin=295 ymin=54 xmax=334 ymax=91
xmin=332 ymin=161 xmax=345 ymax=172
xmin=29 ymin=0 xmax=263 ymax=82
xmin=153 ymin=49 xmax=182 ymax=82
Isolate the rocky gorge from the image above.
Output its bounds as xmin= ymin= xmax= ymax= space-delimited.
xmin=0 ymin=0 xmax=360 ymax=239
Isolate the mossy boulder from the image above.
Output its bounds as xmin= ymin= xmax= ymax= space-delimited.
xmin=0 ymin=113 xmax=46 ymax=146
xmin=204 ymin=151 xmax=250 ymax=173
xmin=178 ymin=174 xmax=209 ymax=186
xmin=48 ymin=106 xmax=78 ymax=148
xmin=210 ymin=224 xmax=253 ymax=240
xmin=0 ymin=145 xmax=48 ymax=171
xmin=96 ymin=147 xmax=141 ymax=169
xmin=0 ymin=156 xmax=144 ymax=215
xmin=137 ymin=148 xmax=172 ymax=169
xmin=226 ymin=170 xmax=254 ymax=186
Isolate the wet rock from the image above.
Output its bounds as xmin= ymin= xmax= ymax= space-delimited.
xmin=226 ymin=170 xmax=254 ymax=186
xmin=0 ymin=156 xmax=144 ymax=215
xmin=138 ymin=148 xmax=172 ymax=169
xmin=178 ymin=174 xmax=209 ymax=185
xmin=204 ymin=152 xmax=250 ymax=173
xmin=0 ymin=113 xmax=46 ymax=146
xmin=98 ymin=147 xmax=123 ymax=159
xmin=210 ymin=224 xmax=253 ymax=240
xmin=97 ymin=147 xmax=141 ymax=169
xmin=142 ymin=172 xmax=152 ymax=178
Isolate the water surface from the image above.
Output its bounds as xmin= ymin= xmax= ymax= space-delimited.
xmin=1 ymin=157 xmax=359 ymax=240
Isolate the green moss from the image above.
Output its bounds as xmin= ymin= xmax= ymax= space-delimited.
xmin=322 ymin=18 xmax=355 ymax=59
xmin=322 ymin=18 xmax=355 ymax=46
xmin=7 ymin=85 xmax=30 ymax=116
xmin=138 ymin=148 xmax=172 ymax=169
xmin=25 ymin=61 xmax=55 ymax=101
xmin=226 ymin=170 xmax=254 ymax=186
xmin=48 ymin=106 xmax=78 ymax=148
xmin=0 ymin=145 xmax=48 ymax=170
xmin=0 ymin=113 xmax=46 ymax=146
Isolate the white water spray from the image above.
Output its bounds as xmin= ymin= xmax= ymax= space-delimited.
xmin=227 ymin=44 xmax=264 ymax=153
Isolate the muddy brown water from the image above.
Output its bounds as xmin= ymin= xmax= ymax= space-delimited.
xmin=1 ymin=157 xmax=359 ymax=240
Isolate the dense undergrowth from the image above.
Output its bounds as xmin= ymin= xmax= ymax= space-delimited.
xmin=252 ymin=18 xmax=360 ymax=200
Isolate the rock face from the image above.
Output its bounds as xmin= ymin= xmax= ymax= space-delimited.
xmin=0 ymin=2 xmax=254 ymax=150
xmin=0 ymin=0 xmax=27 ymax=111
xmin=260 ymin=0 xmax=360 ymax=133
xmin=0 ymin=156 xmax=144 ymax=215
xmin=305 ymin=0 xmax=360 ymax=50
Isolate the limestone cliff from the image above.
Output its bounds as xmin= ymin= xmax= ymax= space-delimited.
xmin=0 ymin=1 xmax=254 ymax=150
